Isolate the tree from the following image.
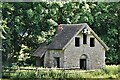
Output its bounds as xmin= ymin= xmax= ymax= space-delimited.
xmin=2 ymin=2 xmax=120 ymax=66
xmin=2 ymin=2 xmax=56 ymax=66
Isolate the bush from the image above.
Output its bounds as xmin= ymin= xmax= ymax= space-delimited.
xmin=103 ymin=65 xmax=118 ymax=75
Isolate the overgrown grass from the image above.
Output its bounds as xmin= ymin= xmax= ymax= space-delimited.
xmin=3 ymin=65 xmax=119 ymax=79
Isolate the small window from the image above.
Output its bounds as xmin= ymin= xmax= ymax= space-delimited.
xmin=75 ymin=37 xmax=80 ymax=47
xmin=83 ymin=33 xmax=87 ymax=44
xmin=90 ymin=38 xmax=95 ymax=47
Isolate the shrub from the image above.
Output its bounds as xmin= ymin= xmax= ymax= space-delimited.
xmin=103 ymin=65 xmax=118 ymax=75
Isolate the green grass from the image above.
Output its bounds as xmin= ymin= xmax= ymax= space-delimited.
xmin=3 ymin=65 xmax=119 ymax=79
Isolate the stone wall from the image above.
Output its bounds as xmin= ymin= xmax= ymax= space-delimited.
xmin=64 ymin=31 xmax=105 ymax=69
xmin=44 ymin=50 xmax=64 ymax=68
xmin=44 ymin=29 xmax=106 ymax=69
xmin=36 ymin=57 xmax=41 ymax=67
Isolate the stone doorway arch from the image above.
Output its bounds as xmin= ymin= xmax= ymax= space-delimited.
xmin=80 ymin=54 xmax=88 ymax=70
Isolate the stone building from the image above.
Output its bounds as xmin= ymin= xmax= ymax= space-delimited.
xmin=33 ymin=23 xmax=109 ymax=70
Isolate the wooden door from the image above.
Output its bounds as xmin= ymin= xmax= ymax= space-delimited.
xmin=80 ymin=59 xmax=86 ymax=70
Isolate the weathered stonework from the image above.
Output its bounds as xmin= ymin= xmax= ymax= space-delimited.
xmin=63 ymin=32 xmax=105 ymax=69
xmin=44 ymin=50 xmax=64 ymax=68
xmin=44 ymin=30 xmax=106 ymax=69
xmin=34 ymin=24 xmax=108 ymax=70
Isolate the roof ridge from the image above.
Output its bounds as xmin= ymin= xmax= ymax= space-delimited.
xmin=60 ymin=23 xmax=87 ymax=26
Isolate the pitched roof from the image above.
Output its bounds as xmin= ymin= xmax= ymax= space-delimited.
xmin=33 ymin=43 xmax=47 ymax=57
xmin=48 ymin=23 xmax=86 ymax=50
xmin=33 ymin=23 xmax=109 ymax=57
xmin=48 ymin=23 xmax=109 ymax=51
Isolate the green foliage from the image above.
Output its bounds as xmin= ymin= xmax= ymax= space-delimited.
xmin=103 ymin=65 xmax=118 ymax=75
xmin=1 ymin=2 xmax=120 ymax=66
xmin=4 ymin=65 xmax=117 ymax=79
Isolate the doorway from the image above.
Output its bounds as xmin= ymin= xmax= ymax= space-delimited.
xmin=54 ymin=57 xmax=60 ymax=68
xmin=80 ymin=59 xmax=86 ymax=70
xmin=40 ymin=55 xmax=44 ymax=67
xmin=80 ymin=54 xmax=87 ymax=70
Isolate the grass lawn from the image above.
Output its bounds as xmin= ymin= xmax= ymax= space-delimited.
xmin=3 ymin=65 xmax=119 ymax=79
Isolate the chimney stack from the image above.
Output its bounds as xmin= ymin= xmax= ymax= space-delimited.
xmin=56 ymin=24 xmax=63 ymax=33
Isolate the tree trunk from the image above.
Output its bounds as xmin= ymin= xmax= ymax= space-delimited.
xmin=0 ymin=7 xmax=2 ymax=78
xmin=0 ymin=32 xmax=2 ymax=78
